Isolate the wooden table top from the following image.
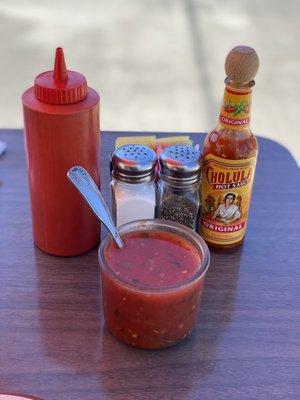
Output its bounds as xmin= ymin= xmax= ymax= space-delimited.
xmin=0 ymin=129 xmax=299 ymax=400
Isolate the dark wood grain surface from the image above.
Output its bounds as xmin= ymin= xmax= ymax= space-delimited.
xmin=0 ymin=130 xmax=299 ymax=400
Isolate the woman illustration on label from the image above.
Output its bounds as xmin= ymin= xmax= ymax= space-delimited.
xmin=213 ymin=193 xmax=241 ymax=224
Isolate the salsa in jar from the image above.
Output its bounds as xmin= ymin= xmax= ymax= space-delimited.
xmin=99 ymin=220 xmax=210 ymax=349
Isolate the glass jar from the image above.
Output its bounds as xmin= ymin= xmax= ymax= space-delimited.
xmin=157 ymin=145 xmax=202 ymax=230
xmin=98 ymin=219 xmax=210 ymax=349
xmin=111 ymin=144 xmax=157 ymax=227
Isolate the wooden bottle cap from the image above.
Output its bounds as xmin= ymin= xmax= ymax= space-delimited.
xmin=225 ymin=46 xmax=259 ymax=85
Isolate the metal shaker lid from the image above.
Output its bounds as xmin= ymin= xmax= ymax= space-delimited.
xmin=112 ymin=144 xmax=157 ymax=183
xmin=159 ymin=145 xmax=202 ymax=185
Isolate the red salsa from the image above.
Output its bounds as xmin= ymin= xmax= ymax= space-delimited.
xmin=105 ymin=230 xmax=201 ymax=287
xmin=101 ymin=229 xmax=206 ymax=349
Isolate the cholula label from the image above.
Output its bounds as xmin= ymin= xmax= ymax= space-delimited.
xmin=200 ymin=154 xmax=257 ymax=245
xmin=219 ymin=88 xmax=252 ymax=130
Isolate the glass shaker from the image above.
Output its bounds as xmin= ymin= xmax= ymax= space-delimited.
xmin=111 ymin=144 xmax=157 ymax=227
xmin=158 ymin=145 xmax=202 ymax=230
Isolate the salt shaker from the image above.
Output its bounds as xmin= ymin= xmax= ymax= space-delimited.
xmin=111 ymin=145 xmax=157 ymax=227
xmin=158 ymin=145 xmax=202 ymax=230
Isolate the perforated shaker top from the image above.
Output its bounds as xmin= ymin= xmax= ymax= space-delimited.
xmin=159 ymin=145 xmax=202 ymax=184
xmin=112 ymin=144 xmax=157 ymax=182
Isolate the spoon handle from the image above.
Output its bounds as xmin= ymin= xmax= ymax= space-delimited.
xmin=67 ymin=166 xmax=124 ymax=249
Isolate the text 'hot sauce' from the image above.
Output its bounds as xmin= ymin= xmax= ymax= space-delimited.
xmin=99 ymin=221 xmax=210 ymax=349
xmin=200 ymin=46 xmax=259 ymax=248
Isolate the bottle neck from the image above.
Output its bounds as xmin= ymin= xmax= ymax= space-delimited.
xmin=218 ymin=85 xmax=252 ymax=131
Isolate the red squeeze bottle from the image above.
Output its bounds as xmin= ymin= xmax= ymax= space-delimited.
xmin=22 ymin=47 xmax=100 ymax=256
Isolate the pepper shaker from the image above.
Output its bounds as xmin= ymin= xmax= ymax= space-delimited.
xmin=111 ymin=145 xmax=157 ymax=227
xmin=158 ymin=145 xmax=202 ymax=230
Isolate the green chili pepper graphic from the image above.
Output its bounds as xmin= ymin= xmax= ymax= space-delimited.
xmin=232 ymin=101 xmax=248 ymax=117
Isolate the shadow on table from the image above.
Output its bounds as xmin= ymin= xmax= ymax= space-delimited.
xmin=34 ymin=247 xmax=104 ymax=372
xmin=96 ymin=248 xmax=242 ymax=397
xmin=33 ymin=240 xmax=242 ymax=397
xmin=188 ymin=246 xmax=242 ymax=369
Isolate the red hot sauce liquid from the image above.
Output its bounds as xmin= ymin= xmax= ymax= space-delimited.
xmin=101 ymin=230 xmax=205 ymax=349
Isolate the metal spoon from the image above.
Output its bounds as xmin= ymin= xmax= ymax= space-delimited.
xmin=67 ymin=166 xmax=124 ymax=249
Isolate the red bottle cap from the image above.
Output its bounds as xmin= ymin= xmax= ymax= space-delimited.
xmin=34 ymin=47 xmax=88 ymax=104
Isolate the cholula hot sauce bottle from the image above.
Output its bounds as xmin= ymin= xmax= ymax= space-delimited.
xmin=22 ymin=48 xmax=100 ymax=256
xmin=200 ymin=46 xmax=259 ymax=249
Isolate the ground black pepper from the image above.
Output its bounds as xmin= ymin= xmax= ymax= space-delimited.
xmin=159 ymin=195 xmax=200 ymax=230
